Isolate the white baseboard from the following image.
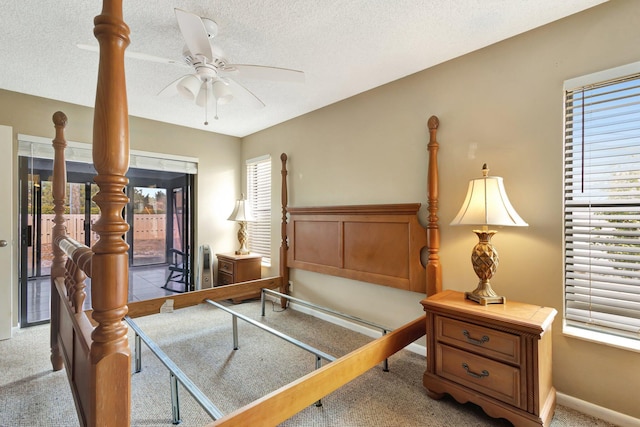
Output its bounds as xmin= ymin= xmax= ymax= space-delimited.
xmin=557 ymin=392 xmax=640 ymax=427
xmin=280 ymin=297 xmax=639 ymax=426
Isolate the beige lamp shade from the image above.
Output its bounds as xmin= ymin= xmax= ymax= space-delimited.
xmin=450 ymin=165 xmax=527 ymax=228
xmin=227 ymin=197 xmax=255 ymax=222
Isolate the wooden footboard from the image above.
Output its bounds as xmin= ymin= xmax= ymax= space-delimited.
xmin=53 ymin=276 xmax=94 ymax=425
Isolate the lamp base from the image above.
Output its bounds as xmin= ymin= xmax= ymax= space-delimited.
xmin=465 ymin=291 xmax=506 ymax=306
xmin=235 ymin=221 xmax=250 ymax=255
xmin=466 ymin=229 xmax=506 ymax=305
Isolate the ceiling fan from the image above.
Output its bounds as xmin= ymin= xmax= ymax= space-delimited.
xmin=79 ymin=8 xmax=305 ymax=124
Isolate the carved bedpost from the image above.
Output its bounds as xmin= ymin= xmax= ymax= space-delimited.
xmin=50 ymin=111 xmax=68 ymax=371
xmin=426 ymin=116 xmax=442 ymax=296
xmin=280 ymin=153 xmax=290 ymax=308
xmin=89 ymin=0 xmax=131 ymax=425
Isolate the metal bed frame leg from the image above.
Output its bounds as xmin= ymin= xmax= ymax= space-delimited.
xmin=382 ymin=330 xmax=389 ymax=372
xmin=170 ymin=372 xmax=181 ymax=424
xmin=232 ymin=314 xmax=239 ymax=350
xmin=261 ymin=289 xmax=266 ymax=316
xmin=314 ymin=356 xmax=323 ymax=407
xmin=134 ymin=332 xmax=142 ymax=373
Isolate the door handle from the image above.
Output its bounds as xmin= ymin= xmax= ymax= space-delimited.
xmin=0 ymin=240 xmax=7 ymax=247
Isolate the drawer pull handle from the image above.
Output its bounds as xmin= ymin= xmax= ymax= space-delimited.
xmin=462 ymin=330 xmax=489 ymax=345
xmin=462 ymin=363 xmax=489 ymax=379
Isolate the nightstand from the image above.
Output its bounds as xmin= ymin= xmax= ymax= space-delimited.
xmin=216 ymin=253 xmax=262 ymax=301
xmin=421 ymin=290 xmax=557 ymax=427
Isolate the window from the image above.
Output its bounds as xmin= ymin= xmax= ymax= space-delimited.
xmin=246 ymin=155 xmax=271 ymax=265
xmin=563 ymin=62 xmax=640 ymax=345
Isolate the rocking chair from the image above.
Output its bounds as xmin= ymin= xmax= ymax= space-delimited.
xmin=163 ymin=248 xmax=190 ymax=292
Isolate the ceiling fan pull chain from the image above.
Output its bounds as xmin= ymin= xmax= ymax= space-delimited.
xmin=204 ymin=85 xmax=209 ymax=125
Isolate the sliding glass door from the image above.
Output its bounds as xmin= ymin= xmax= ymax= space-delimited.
xmin=131 ymin=186 xmax=167 ymax=266
xmin=18 ymin=156 xmax=194 ymax=326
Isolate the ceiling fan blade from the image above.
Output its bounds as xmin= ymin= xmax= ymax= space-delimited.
xmin=77 ymin=43 xmax=184 ymax=66
xmin=157 ymin=75 xmax=192 ymax=97
xmin=223 ymin=64 xmax=305 ymax=83
xmin=76 ymin=43 xmax=100 ymax=54
xmin=174 ymin=8 xmax=213 ymax=61
xmin=223 ymin=78 xmax=266 ymax=109
xmin=125 ymin=51 xmax=183 ymax=65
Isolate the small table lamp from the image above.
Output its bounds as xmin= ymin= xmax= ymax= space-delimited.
xmin=227 ymin=194 xmax=255 ymax=255
xmin=450 ymin=164 xmax=528 ymax=305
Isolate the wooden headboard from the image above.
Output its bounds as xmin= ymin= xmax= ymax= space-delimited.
xmin=281 ymin=115 xmax=442 ymax=296
xmin=287 ymin=204 xmax=427 ymax=292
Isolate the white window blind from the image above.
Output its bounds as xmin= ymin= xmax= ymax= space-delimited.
xmin=247 ymin=155 xmax=271 ymax=265
xmin=563 ymin=70 xmax=640 ymax=341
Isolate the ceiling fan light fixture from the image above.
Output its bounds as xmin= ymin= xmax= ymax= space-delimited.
xmin=177 ymin=74 xmax=201 ymax=100
xmin=212 ymin=79 xmax=233 ymax=105
xmin=195 ymin=82 xmax=214 ymax=107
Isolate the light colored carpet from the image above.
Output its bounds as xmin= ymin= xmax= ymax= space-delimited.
xmin=0 ymin=300 xmax=617 ymax=426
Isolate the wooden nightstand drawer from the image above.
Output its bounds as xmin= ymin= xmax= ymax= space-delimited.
xmin=436 ymin=344 xmax=522 ymax=408
xmin=218 ymin=259 xmax=234 ymax=274
xmin=218 ymin=271 xmax=233 ymax=285
xmin=436 ymin=316 xmax=521 ymax=365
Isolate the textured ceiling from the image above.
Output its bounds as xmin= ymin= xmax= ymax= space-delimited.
xmin=2 ymin=1 xmax=607 ymax=137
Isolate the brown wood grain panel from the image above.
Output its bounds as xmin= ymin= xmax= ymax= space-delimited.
xmin=293 ymin=220 xmax=341 ymax=267
xmin=343 ymin=221 xmax=409 ymax=278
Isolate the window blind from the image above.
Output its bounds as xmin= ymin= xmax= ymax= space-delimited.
xmin=564 ymin=72 xmax=640 ymax=340
xmin=246 ymin=156 xmax=271 ymax=265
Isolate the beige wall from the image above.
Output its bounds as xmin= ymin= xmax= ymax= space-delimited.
xmin=243 ymin=0 xmax=640 ymax=419
xmin=0 ymin=89 xmax=243 ymax=329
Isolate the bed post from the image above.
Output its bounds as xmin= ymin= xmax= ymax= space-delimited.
xmin=50 ymin=111 xmax=68 ymax=371
xmin=89 ymin=1 xmax=131 ymax=425
xmin=279 ymin=153 xmax=290 ymax=308
xmin=426 ymin=116 xmax=442 ymax=296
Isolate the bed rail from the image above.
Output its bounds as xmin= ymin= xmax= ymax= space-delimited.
xmin=125 ymin=277 xmax=282 ymax=318
xmin=208 ymin=314 xmax=426 ymax=426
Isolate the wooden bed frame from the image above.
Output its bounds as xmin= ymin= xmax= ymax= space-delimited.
xmin=48 ymin=2 xmax=442 ymax=426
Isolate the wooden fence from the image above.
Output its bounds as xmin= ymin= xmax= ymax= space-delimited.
xmin=38 ymin=214 xmax=166 ymax=244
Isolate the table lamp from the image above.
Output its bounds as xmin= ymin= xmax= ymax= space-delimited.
xmin=227 ymin=194 xmax=255 ymax=255
xmin=450 ymin=164 xmax=528 ymax=304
